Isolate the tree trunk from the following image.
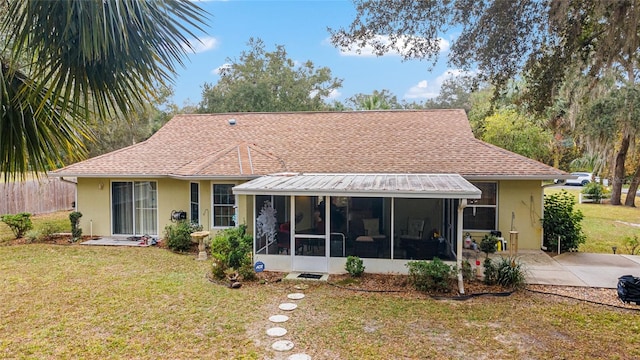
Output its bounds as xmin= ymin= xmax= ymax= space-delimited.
xmin=624 ymin=165 xmax=640 ymax=207
xmin=610 ymin=134 xmax=631 ymax=205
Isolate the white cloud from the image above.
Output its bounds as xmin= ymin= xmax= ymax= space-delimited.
xmin=309 ymin=88 xmax=341 ymax=100
xmin=184 ymin=36 xmax=219 ymax=54
xmin=335 ymin=35 xmax=449 ymax=58
xmin=211 ymin=63 xmax=231 ymax=75
xmin=404 ymin=69 xmax=474 ymax=99
xmin=326 ymin=88 xmax=341 ymax=100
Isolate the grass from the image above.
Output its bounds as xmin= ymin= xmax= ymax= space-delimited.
xmin=0 ymin=210 xmax=71 ymax=243
xmin=0 ymin=244 xmax=639 ymax=359
xmin=544 ymin=187 xmax=640 ymax=254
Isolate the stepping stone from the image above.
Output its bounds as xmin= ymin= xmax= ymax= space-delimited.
xmin=269 ymin=314 xmax=289 ymax=323
xmin=288 ymin=354 xmax=311 ymax=360
xmin=287 ymin=293 xmax=305 ymax=300
xmin=279 ymin=302 xmax=298 ymax=311
xmin=266 ymin=327 xmax=287 ymax=337
xmin=294 ymin=284 xmax=309 ymax=290
xmin=272 ymin=340 xmax=294 ymax=352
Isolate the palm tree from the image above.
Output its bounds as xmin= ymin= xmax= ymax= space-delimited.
xmin=0 ymin=0 xmax=207 ymax=180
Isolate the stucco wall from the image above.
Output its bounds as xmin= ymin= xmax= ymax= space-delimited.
xmin=465 ymin=180 xmax=543 ymax=251
xmin=77 ymin=178 xmax=111 ymax=236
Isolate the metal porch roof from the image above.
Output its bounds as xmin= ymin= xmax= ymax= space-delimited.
xmin=232 ymin=173 xmax=482 ymax=199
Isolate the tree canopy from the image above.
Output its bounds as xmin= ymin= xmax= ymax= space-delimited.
xmin=0 ymin=0 xmax=207 ymax=180
xmin=198 ymin=38 xmax=343 ymax=113
xmin=332 ymin=0 xmax=640 ymax=206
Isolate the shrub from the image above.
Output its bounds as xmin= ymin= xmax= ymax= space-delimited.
xmin=345 ymin=256 xmax=365 ymax=277
xmin=495 ymin=257 xmax=526 ymax=289
xmin=460 ymin=259 xmax=473 ymax=283
xmin=164 ymin=221 xmax=202 ymax=252
xmin=479 ymin=234 xmax=497 ymax=258
xmin=25 ymin=229 xmax=41 ymax=243
xmin=581 ymin=182 xmax=608 ymax=203
xmin=482 ymin=258 xmax=498 ymax=285
xmin=210 ymin=224 xmax=253 ymax=280
xmin=1 ymin=212 xmax=33 ymax=238
xmin=69 ymin=211 xmax=83 ymax=242
xmin=407 ymin=258 xmax=456 ymax=292
xmin=623 ymin=235 xmax=640 ymax=255
xmin=38 ymin=222 xmax=63 ymax=241
xmin=541 ymin=190 xmax=586 ymax=252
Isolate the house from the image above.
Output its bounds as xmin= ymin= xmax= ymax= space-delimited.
xmin=50 ymin=110 xmax=566 ymax=275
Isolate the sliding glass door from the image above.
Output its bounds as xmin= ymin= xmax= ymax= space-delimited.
xmin=112 ymin=181 xmax=158 ymax=236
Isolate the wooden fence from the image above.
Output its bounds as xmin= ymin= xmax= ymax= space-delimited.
xmin=0 ymin=177 xmax=76 ymax=215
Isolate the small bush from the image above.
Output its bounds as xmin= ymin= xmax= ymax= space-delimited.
xmin=482 ymin=258 xmax=498 ymax=285
xmin=407 ymin=258 xmax=456 ymax=292
xmin=25 ymin=229 xmax=41 ymax=243
xmin=211 ymin=257 xmax=227 ymax=279
xmin=581 ymin=182 xmax=608 ymax=203
xmin=1 ymin=213 xmax=33 ymax=238
xmin=623 ymin=235 xmax=640 ymax=255
xmin=345 ymin=256 xmax=365 ymax=277
xmin=461 ymin=259 xmax=473 ymax=283
xmin=69 ymin=211 xmax=83 ymax=242
xmin=495 ymin=257 xmax=526 ymax=289
xmin=164 ymin=221 xmax=202 ymax=252
xmin=210 ymin=224 xmax=253 ymax=280
xmin=542 ymin=190 xmax=586 ymax=252
xmin=480 ymin=234 xmax=497 ymax=258
xmin=38 ymin=222 xmax=63 ymax=241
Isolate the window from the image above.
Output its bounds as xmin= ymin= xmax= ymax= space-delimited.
xmin=213 ymin=184 xmax=235 ymax=227
xmin=190 ymin=182 xmax=199 ymax=225
xmin=463 ymin=182 xmax=497 ymax=231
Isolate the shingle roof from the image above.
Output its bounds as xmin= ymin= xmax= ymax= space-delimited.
xmin=51 ymin=109 xmax=565 ymax=179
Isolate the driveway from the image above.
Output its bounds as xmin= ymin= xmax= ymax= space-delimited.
xmin=517 ymin=250 xmax=640 ymax=288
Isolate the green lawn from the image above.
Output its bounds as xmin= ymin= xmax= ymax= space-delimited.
xmin=545 ymin=187 xmax=640 ymax=254
xmin=0 ymin=244 xmax=639 ymax=359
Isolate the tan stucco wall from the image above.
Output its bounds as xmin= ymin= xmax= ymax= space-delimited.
xmin=76 ymin=178 xmax=111 ymax=236
xmin=77 ymin=177 xmax=543 ymax=250
xmin=497 ymin=180 xmax=543 ymax=250
xmin=76 ymin=178 xmax=247 ymax=238
xmin=465 ymin=180 xmax=543 ymax=251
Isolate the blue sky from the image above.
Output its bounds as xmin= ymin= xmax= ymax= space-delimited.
xmin=172 ymin=0 xmax=460 ymax=107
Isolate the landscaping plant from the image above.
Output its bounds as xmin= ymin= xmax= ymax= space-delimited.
xmin=623 ymin=235 xmax=640 ymax=255
xmin=345 ymin=256 xmax=365 ymax=277
xmin=1 ymin=212 xmax=33 ymax=238
xmin=69 ymin=211 xmax=83 ymax=242
xmin=495 ymin=257 xmax=526 ymax=289
xmin=542 ymin=190 xmax=586 ymax=252
xmin=407 ymin=258 xmax=456 ymax=292
xmin=164 ymin=221 xmax=202 ymax=252
xmin=210 ymin=224 xmax=255 ymax=281
xmin=581 ymin=182 xmax=608 ymax=204
xmin=482 ymin=258 xmax=498 ymax=285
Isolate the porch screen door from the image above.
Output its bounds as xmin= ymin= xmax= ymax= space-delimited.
xmin=112 ymin=181 xmax=158 ymax=236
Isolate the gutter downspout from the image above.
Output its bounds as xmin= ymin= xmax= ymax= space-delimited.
xmin=60 ymin=177 xmax=78 ymax=211
xmin=457 ymin=199 xmax=467 ymax=295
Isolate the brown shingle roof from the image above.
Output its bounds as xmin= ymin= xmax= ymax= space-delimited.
xmin=51 ymin=110 xmax=564 ymax=179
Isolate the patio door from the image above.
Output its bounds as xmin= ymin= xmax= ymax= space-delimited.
xmin=291 ymin=196 xmax=328 ymax=273
xmin=112 ymin=181 xmax=158 ymax=236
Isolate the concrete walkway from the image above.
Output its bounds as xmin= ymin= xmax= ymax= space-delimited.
xmin=513 ymin=250 xmax=640 ymax=288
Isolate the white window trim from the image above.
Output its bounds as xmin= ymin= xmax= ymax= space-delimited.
xmin=212 ymin=183 xmax=235 ymax=228
xmin=464 ymin=181 xmax=498 ymax=232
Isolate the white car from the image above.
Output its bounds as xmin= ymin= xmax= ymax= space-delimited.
xmin=564 ymin=172 xmax=593 ymax=186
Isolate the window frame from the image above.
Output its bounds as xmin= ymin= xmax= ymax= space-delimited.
xmin=190 ymin=182 xmax=200 ymax=225
xmin=212 ymin=183 xmax=235 ymax=228
xmin=463 ymin=182 xmax=498 ymax=232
